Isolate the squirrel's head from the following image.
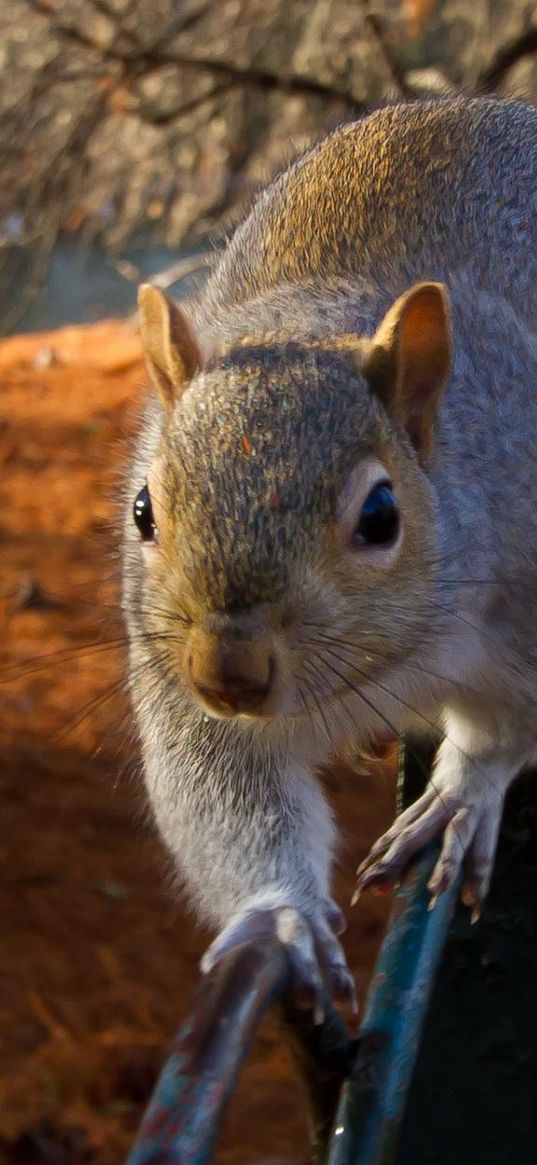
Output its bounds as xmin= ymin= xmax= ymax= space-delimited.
xmin=132 ymin=281 xmax=451 ymax=736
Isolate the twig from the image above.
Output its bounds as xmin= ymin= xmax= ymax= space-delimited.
xmin=150 ymin=252 xmax=216 ymax=290
xmin=115 ymin=250 xmax=215 ymax=291
xmin=22 ymin=0 xmax=366 ymax=114
xmin=360 ymin=0 xmax=412 ymax=97
xmin=477 ymin=26 xmax=537 ymax=92
xmin=134 ymin=78 xmax=236 ymax=126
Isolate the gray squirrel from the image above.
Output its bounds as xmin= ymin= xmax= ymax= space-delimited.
xmin=123 ymin=97 xmax=537 ymax=1011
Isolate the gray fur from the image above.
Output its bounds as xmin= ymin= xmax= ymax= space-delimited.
xmin=123 ymin=97 xmax=537 ymax=979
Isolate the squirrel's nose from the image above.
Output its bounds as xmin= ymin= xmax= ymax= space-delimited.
xmin=187 ymin=630 xmax=275 ymax=716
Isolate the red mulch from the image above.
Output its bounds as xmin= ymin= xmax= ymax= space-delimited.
xmin=0 ymin=321 xmax=395 ymax=1165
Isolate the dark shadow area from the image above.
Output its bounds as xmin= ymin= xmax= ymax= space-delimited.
xmin=399 ymin=769 xmax=537 ymax=1164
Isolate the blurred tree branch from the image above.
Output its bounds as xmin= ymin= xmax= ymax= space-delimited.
xmin=478 ymin=26 xmax=537 ymax=92
xmin=0 ymin=0 xmax=535 ymax=331
xmin=24 ymin=0 xmax=374 ymax=112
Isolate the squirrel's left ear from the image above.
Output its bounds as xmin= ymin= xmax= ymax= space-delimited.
xmin=138 ymin=284 xmax=203 ymax=408
xmin=362 ymin=281 xmax=452 ymax=462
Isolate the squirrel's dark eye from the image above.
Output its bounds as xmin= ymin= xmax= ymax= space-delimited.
xmin=133 ymin=485 xmax=156 ymax=542
xmin=353 ymin=481 xmax=400 ymax=548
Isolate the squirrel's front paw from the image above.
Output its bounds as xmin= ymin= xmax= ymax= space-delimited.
xmin=201 ymin=899 xmax=356 ymax=1022
xmin=354 ymin=777 xmax=507 ymax=915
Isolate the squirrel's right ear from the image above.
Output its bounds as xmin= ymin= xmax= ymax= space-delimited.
xmin=362 ymin=281 xmax=452 ymax=463
xmin=138 ymin=284 xmax=203 ymax=408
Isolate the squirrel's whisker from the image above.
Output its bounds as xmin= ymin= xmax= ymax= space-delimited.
xmin=44 ymin=649 xmax=172 ymax=747
xmin=304 ymin=630 xmax=485 ymax=699
xmin=298 ymin=666 xmax=335 ymax=747
xmin=2 ymin=629 xmax=185 ymax=684
xmin=307 ymin=648 xmax=460 ymax=847
xmin=316 ymin=641 xmax=504 ymax=805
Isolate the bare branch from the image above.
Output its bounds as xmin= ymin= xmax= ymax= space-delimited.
xmin=134 ymin=78 xmax=236 ymax=126
xmin=150 ymin=251 xmax=215 ymax=290
xmin=360 ymin=0 xmax=411 ymax=97
xmin=143 ymin=2 xmax=215 ymax=55
xmin=151 ymin=54 xmax=365 ymax=111
xmin=477 ymin=26 xmax=537 ymax=91
xmin=21 ymin=0 xmax=366 ymax=111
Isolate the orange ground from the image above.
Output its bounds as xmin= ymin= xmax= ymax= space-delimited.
xmin=0 ymin=321 xmax=395 ymax=1164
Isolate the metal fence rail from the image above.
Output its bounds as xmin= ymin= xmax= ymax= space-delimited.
xmin=125 ymin=939 xmax=354 ymax=1165
xmin=127 ymin=845 xmax=458 ymax=1163
xmin=327 ymin=845 xmax=458 ymax=1165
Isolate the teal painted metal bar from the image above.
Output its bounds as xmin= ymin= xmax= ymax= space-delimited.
xmin=327 ymin=843 xmax=459 ymax=1165
xmin=125 ymin=941 xmax=291 ymax=1165
xmin=125 ymin=939 xmax=354 ymax=1165
xmin=127 ymin=733 xmax=459 ymax=1165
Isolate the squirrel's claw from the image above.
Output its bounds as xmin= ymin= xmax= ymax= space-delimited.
xmin=354 ymin=790 xmax=449 ymax=893
xmin=323 ymin=898 xmax=347 ymax=936
xmin=354 ymin=780 xmax=505 ymax=915
xmin=201 ymin=901 xmax=356 ymax=1020
xmin=276 ymin=908 xmax=326 ymax=1023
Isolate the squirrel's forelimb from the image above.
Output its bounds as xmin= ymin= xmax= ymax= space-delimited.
xmin=124 ymin=98 xmax=537 ymax=1004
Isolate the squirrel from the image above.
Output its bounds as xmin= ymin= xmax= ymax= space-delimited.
xmin=123 ymin=97 xmax=537 ymax=1011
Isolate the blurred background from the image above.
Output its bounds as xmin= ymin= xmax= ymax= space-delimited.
xmin=1 ymin=2 xmax=536 ymax=1163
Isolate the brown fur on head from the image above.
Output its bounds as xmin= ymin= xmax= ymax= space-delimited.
xmin=134 ymin=283 xmax=451 ymax=725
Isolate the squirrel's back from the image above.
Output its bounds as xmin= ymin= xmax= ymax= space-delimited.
xmin=128 ymin=94 xmax=537 ymax=985
xmin=201 ymin=98 xmax=537 ymax=331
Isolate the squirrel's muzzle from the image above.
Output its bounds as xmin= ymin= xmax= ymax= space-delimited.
xmin=186 ymin=621 xmax=276 ymax=718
